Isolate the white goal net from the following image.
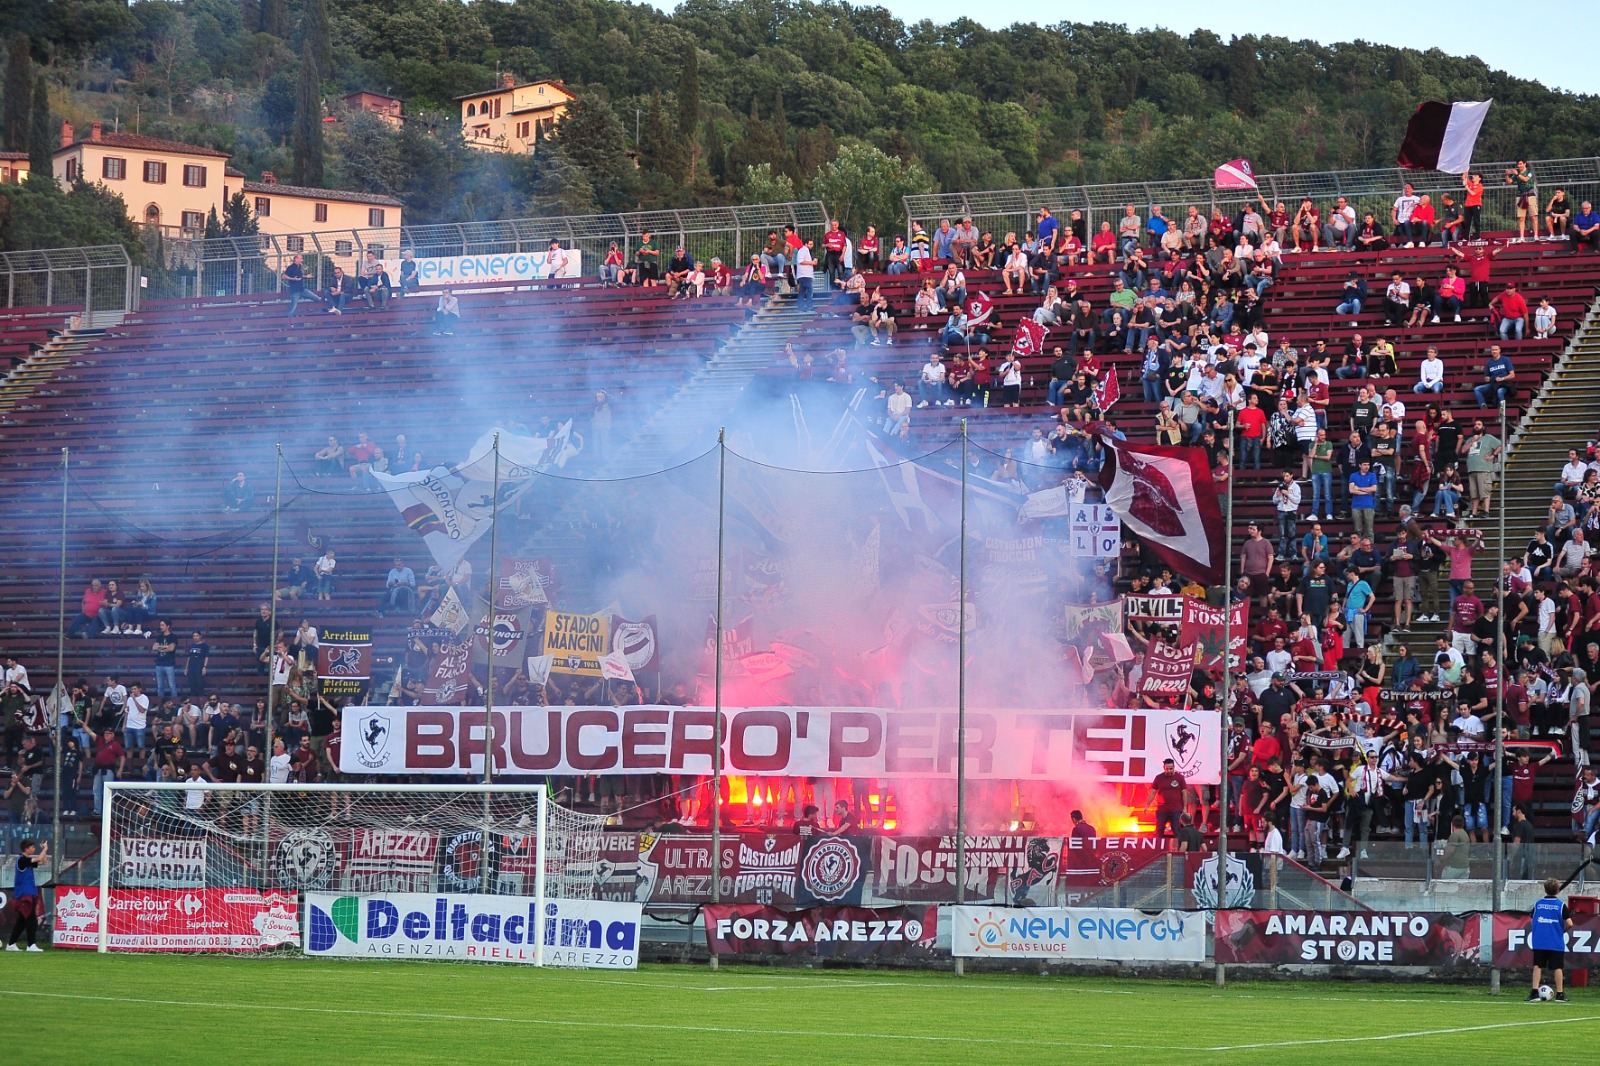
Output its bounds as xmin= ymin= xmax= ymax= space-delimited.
xmin=93 ymin=782 xmax=613 ymax=952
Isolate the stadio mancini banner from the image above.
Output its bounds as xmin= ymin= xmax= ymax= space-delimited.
xmin=338 ymin=705 xmax=1221 ymax=782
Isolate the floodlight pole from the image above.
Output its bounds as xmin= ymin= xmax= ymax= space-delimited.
xmin=1490 ymin=399 xmax=1507 ymax=993
xmin=1215 ymin=407 xmax=1236 ymax=988
xmin=710 ymin=428 xmax=727 ymax=971
xmin=50 ymin=447 xmax=68 ymax=877
xmin=955 ymin=419 xmax=969 ymax=978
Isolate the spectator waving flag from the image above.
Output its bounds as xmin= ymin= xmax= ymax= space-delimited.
xmin=966 ymin=291 xmax=994 ymax=326
xmin=1094 ymin=370 xmax=1120 ymax=412
xmin=1011 ymin=319 xmax=1047 ymax=358
xmin=1214 ymin=158 xmax=1257 ymax=191
xmin=1086 ymin=422 xmax=1225 ymax=586
xmin=1397 ymin=100 xmax=1492 ymax=174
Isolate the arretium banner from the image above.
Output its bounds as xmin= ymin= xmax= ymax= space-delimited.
xmin=338 ymin=705 xmax=1220 ymax=782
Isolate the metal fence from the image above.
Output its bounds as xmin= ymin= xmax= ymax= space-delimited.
xmin=0 ymin=245 xmax=136 ymax=327
xmin=152 ymin=202 xmax=831 ymax=299
xmin=904 ymin=157 xmax=1600 ymax=248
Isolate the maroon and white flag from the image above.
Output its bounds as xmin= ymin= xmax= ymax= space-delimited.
xmin=1011 ymin=319 xmax=1046 ymax=358
xmin=1088 ymin=424 xmax=1225 ymax=586
xmin=1178 ymin=598 xmax=1250 ymax=672
xmin=1397 ymin=101 xmax=1492 ymax=174
xmin=1214 ymin=158 xmax=1257 ymax=191
xmin=1094 ymin=370 xmax=1120 ymax=412
xmin=1138 ymin=640 xmax=1196 ymax=699
xmin=966 ymin=292 xmax=994 ymax=326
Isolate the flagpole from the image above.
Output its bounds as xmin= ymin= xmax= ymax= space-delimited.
xmin=1490 ymin=398 xmax=1507 ymax=993
xmin=954 ymin=419 xmax=969 ymax=978
xmin=262 ymin=443 xmax=283 ymax=878
xmin=483 ymin=433 xmax=501 ymax=895
xmin=710 ymin=428 xmax=726 ymax=971
xmin=1215 ymin=407 xmax=1235 ymax=988
xmin=50 ymin=446 xmax=68 ymax=877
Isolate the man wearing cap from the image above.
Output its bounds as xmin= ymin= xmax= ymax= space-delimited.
xmin=1143 ymin=757 xmax=1193 ymax=841
xmin=1490 ymin=284 xmax=1529 ymax=341
xmin=951 ymin=217 xmax=978 ymax=267
xmin=664 ymin=246 xmax=694 ymax=298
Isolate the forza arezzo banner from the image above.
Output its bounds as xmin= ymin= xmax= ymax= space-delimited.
xmin=1214 ymin=910 xmax=1480 ymax=966
xmin=951 ymin=906 xmax=1205 ymax=961
xmin=1491 ymin=913 xmax=1600 ymax=967
xmin=51 ymin=887 xmax=300 ymax=952
xmin=704 ymin=904 xmax=938 ymax=959
xmin=338 ymin=705 xmax=1220 ymax=783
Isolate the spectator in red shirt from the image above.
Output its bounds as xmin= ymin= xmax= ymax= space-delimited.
xmin=67 ymin=579 xmax=107 ymax=638
xmin=1237 ymin=393 xmax=1268 ymax=468
xmin=1448 ymin=240 xmax=1503 ymax=308
xmin=1143 ymin=758 xmax=1193 ymax=840
xmin=1491 ymin=283 xmax=1530 ymax=341
xmin=822 ymin=220 xmax=848 ymax=287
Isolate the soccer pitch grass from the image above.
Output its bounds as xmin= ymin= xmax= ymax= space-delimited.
xmin=6 ymin=954 xmax=1600 ymax=1064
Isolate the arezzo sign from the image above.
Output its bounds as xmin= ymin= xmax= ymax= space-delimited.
xmin=339 ymin=705 xmax=1220 ymax=783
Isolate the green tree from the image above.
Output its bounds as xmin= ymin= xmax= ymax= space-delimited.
xmin=639 ymin=90 xmax=684 ymax=185
xmin=204 ymin=206 xmax=223 ymax=238
xmin=738 ymin=162 xmax=795 ymax=206
xmin=291 ymin=46 xmax=323 ymax=187
xmin=222 ymin=189 xmax=258 ymax=236
xmin=259 ymin=0 xmax=288 ymax=38
xmin=806 ymin=143 xmax=935 ymax=236
xmin=677 ymin=43 xmax=700 ymax=184
xmin=27 ymin=73 xmax=49 ymax=176
xmin=3 ymin=35 xmax=31 ymax=152
xmin=299 ymin=0 xmax=330 ymax=74
xmin=553 ymin=91 xmax=637 ymax=213
xmin=0 ymin=177 xmax=141 ymax=256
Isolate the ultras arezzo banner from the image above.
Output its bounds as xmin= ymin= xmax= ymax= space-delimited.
xmin=951 ymin=906 xmax=1206 ymax=961
xmin=339 ymin=705 xmax=1220 ymax=783
xmin=304 ymin=893 xmax=642 ymax=969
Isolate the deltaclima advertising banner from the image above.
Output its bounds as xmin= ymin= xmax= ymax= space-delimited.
xmin=303 ymin=892 xmax=642 ymax=969
xmin=951 ymin=906 xmax=1206 ymax=961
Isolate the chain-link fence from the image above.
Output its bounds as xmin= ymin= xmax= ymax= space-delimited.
xmin=0 ymin=245 xmax=136 ymax=326
xmin=151 ymin=202 xmax=831 ymax=299
xmin=904 ymin=157 xmax=1600 ymax=248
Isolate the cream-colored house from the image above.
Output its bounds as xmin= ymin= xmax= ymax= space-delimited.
xmin=54 ymin=122 xmax=227 ymax=234
xmin=0 ymin=151 xmax=30 ymax=183
xmin=52 ymin=121 xmax=403 ymax=238
xmin=457 ymin=74 xmax=573 ymax=154
xmin=225 ymin=170 xmax=403 ymax=240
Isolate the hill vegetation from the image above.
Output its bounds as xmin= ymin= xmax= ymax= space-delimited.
xmin=3 ymin=0 xmax=1598 ymax=251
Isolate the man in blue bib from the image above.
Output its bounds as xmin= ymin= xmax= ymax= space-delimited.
xmin=1527 ymin=878 xmax=1573 ymax=1002
xmin=6 ymin=838 xmax=47 ymax=952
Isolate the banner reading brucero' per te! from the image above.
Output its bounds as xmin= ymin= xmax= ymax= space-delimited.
xmin=304 ymin=892 xmax=641 ymax=969
xmin=413 ymin=250 xmax=582 ymax=287
xmin=951 ymin=905 xmax=1205 ymax=961
xmin=703 ymin=904 xmax=938 ymax=958
xmin=1214 ymin=910 xmax=1480 ymax=966
xmin=337 ymin=705 xmax=1220 ymax=782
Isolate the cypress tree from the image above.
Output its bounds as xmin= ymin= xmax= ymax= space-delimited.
xmin=27 ymin=73 xmax=49 ymax=176
xmin=3 ymin=35 xmax=31 ymax=152
xmin=291 ymin=46 xmax=324 ymax=187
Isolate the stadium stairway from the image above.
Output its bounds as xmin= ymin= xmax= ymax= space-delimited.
xmin=0 ymin=326 xmax=91 ymax=417
xmin=599 ymin=296 xmax=819 ymax=477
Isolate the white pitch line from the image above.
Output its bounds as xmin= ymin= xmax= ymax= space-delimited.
xmin=1206 ymin=1013 xmax=1600 ymax=1050
xmin=0 ymin=990 xmax=1190 ymax=1051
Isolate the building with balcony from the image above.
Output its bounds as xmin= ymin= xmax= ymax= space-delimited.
xmin=457 ymin=73 xmax=573 ymax=154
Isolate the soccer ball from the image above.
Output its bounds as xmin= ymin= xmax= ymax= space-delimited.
xmin=1538 ymin=985 xmax=1554 ymax=1001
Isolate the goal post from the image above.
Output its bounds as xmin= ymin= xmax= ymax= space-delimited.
xmin=97 ymin=781 xmax=611 ymax=960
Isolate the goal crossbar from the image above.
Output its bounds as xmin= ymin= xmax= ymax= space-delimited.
xmin=97 ymin=781 xmax=557 ymax=959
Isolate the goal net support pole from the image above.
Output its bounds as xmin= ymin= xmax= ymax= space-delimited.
xmin=97 ymin=781 xmax=598 ymax=959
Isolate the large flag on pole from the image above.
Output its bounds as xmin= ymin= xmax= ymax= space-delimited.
xmin=1087 ymin=423 xmax=1225 ymax=586
xmin=371 ymin=430 xmax=551 ymax=570
xmin=965 ymin=292 xmax=994 ymax=326
xmin=1214 ymin=159 xmax=1257 ymax=190
xmin=1397 ymin=100 xmax=1492 ymax=174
